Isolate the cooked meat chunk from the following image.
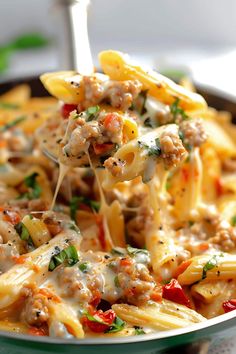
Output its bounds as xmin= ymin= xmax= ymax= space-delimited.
xmin=159 ymin=130 xmax=186 ymax=168
xmin=21 ymin=289 xmax=49 ymax=326
xmin=61 ymin=110 xmax=125 ymax=162
xmin=82 ymin=76 xmax=142 ymax=111
xmin=42 ymin=211 xmax=63 ymax=237
xmin=104 ymin=157 xmax=125 ymax=177
xmin=105 ymin=80 xmax=142 ymax=111
xmin=110 ymin=256 xmax=158 ymax=306
xmin=209 ymin=221 xmax=236 ymax=251
xmin=179 ymin=119 xmax=207 ymax=148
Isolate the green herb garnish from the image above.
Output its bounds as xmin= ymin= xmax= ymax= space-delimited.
xmin=18 ymin=172 xmax=42 ymax=200
xmin=202 ymin=254 xmax=224 ymax=280
xmin=0 ymin=116 xmax=26 ymax=132
xmin=106 ymin=316 xmax=125 ymax=333
xmin=134 ymin=326 xmax=145 ymax=335
xmin=82 ymin=310 xmax=125 ymax=333
xmin=231 ymin=215 xmax=236 ymax=227
xmin=86 ymin=105 xmax=100 ymax=121
xmin=79 ymin=262 xmax=89 ymax=273
xmin=127 ymin=245 xmax=149 ymax=257
xmin=14 ymin=222 xmax=30 ymax=241
xmin=139 ymin=90 xmax=148 ymax=115
xmin=48 ymin=245 xmax=79 ymax=271
xmin=138 ymin=138 xmax=161 ymax=157
xmin=14 ymin=221 xmax=34 ymax=246
xmin=170 ymin=98 xmax=188 ymax=120
xmin=0 ymin=33 xmax=49 ymax=74
xmin=70 ymin=196 xmax=100 ymax=220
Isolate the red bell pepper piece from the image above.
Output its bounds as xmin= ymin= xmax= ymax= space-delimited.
xmin=162 ymin=279 xmax=191 ymax=308
xmin=222 ymin=299 xmax=236 ymax=313
xmin=61 ymin=104 xmax=78 ymax=118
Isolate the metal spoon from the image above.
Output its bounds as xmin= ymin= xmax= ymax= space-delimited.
xmin=42 ymin=0 xmax=94 ymax=163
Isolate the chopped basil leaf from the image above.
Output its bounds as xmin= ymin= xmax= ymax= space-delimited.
xmin=134 ymin=326 xmax=145 ymax=335
xmin=114 ymin=275 xmax=120 ymax=287
xmin=0 ymin=116 xmax=26 ymax=132
xmin=14 ymin=221 xmax=34 ymax=246
xmin=79 ymin=262 xmax=89 ymax=273
xmin=202 ymin=254 xmax=224 ymax=280
xmin=127 ymin=245 xmax=149 ymax=257
xmin=139 ymin=90 xmax=148 ymax=115
xmin=105 ymin=316 xmax=125 ymax=333
xmin=15 ymin=222 xmax=30 ymax=241
xmin=18 ymin=172 xmax=42 ymax=200
xmin=12 ymin=33 xmax=48 ymax=50
xmin=48 ymin=245 xmax=79 ymax=271
xmin=170 ymin=98 xmax=188 ymax=120
xmin=82 ymin=310 xmax=106 ymax=324
xmin=70 ymin=196 xmax=100 ymax=220
xmin=231 ymin=215 xmax=236 ymax=227
xmin=86 ymin=105 xmax=100 ymax=121
xmin=138 ymin=138 xmax=161 ymax=157
xmin=0 ymin=102 xmax=20 ymax=110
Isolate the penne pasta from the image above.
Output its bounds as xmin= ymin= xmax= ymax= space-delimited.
xmin=1 ymin=49 xmax=236 ymax=339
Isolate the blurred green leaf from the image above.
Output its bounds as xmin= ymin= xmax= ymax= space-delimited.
xmin=10 ymin=33 xmax=49 ymax=50
xmin=0 ymin=48 xmax=10 ymax=73
xmin=0 ymin=32 xmax=49 ymax=75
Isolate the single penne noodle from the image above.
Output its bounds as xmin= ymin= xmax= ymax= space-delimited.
xmin=40 ymin=72 xmax=108 ymax=104
xmin=178 ymin=254 xmax=236 ymax=285
xmin=112 ymin=301 xmax=205 ymax=331
xmin=0 ymin=230 xmax=80 ymax=309
xmin=99 ymin=50 xmax=207 ymax=112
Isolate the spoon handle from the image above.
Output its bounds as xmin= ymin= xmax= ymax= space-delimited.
xmin=54 ymin=0 xmax=94 ymax=75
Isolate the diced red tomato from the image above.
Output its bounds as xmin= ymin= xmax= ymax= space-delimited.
xmin=28 ymin=325 xmax=48 ymax=336
xmin=162 ymin=279 xmax=191 ymax=308
xmin=215 ymin=177 xmax=223 ymax=197
xmin=174 ymin=260 xmax=192 ymax=278
xmin=82 ymin=309 xmax=116 ymax=333
xmin=61 ymin=104 xmax=78 ymax=118
xmin=222 ymin=299 xmax=236 ymax=313
xmin=3 ymin=210 xmax=21 ymax=225
xmin=93 ymin=142 xmax=114 ymax=155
